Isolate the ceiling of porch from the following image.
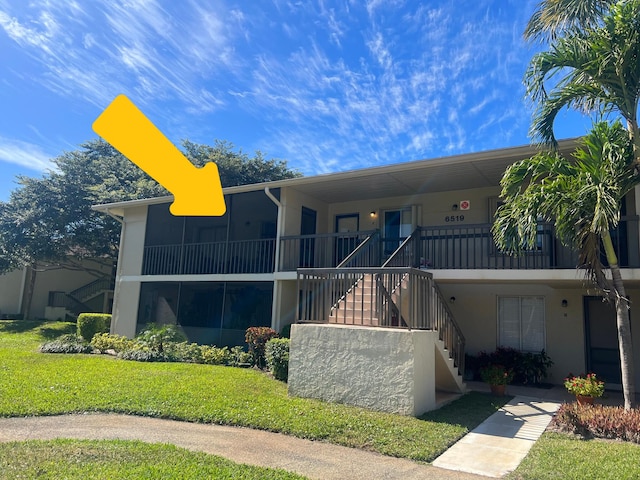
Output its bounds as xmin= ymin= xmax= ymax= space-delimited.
xmin=279 ymin=139 xmax=578 ymax=204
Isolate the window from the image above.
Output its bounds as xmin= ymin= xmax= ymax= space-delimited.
xmin=498 ymin=296 xmax=545 ymax=352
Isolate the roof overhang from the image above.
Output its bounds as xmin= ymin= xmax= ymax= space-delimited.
xmin=92 ymin=138 xmax=580 ymax=214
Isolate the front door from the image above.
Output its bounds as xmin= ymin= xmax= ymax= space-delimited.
xmin=584 ymin=296 xmax=622 ymax=386
xmin=383 ymin=208 xmax=412 ymax=256
xmin=335 ymin=214 xmax=359 ymax=265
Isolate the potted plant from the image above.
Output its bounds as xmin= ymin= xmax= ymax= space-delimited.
xmin=480 ymin=364 xmax=514 ymax=396
xmin=564 ymin=373 xmax=605 ymax=405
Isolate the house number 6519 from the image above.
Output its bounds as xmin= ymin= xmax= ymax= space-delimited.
xmin=445 ymin=215 xmax=465 ymax=222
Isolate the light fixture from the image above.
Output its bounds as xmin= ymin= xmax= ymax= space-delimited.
xmin=370 ymin=211 xmax=376 ymax=218
xmin=449 ymin=296 xmax=456 ymax=304
xmin=452 ymin=204 xmax=459 ymax=211
xmin=561 ymin=299 xmax=568 ymax=308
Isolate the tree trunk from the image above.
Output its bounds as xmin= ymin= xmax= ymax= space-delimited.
xmin=610 ymin=265 xmax=636 ymax=410
xmin=602 ymin=231 xmax=636 ymax=410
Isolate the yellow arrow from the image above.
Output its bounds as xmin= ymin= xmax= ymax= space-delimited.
xmin=92 ymin=94 xmax=226 ymax=216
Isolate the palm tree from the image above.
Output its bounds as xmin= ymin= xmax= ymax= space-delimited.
xmin=524 ymin=0 xmax=640 ymax=165
xmin=493 ymin=121 xmax=638 ymax=409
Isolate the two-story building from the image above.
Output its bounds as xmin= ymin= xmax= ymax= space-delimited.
xmin=94 ymin=139 xmax=640 ymax=391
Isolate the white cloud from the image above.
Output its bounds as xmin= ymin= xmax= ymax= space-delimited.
xmin=0 ymin=0 xmax=538 ymax=176
xmin=0 ymin=137 xmax=55 ymax=172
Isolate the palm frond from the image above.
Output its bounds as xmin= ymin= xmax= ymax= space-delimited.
xmin=524 ymin=0 xmax=614 ymax=41
xmin=494 ymin=121 xmax=636 ymax=293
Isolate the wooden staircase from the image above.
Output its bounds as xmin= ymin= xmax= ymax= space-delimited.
xmin=320 ymin=269 xmax=465 ymax=393
xmin=329 ymin=274 xmax=380 ymax=326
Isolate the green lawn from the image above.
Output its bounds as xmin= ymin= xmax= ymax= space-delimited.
xmin=0 ymin=320 xmax=507 ymax=462
xmin=0 ymin=439 xmax=306 ymax=479
xmin=509 ymin=432 xmax=640 ymax=480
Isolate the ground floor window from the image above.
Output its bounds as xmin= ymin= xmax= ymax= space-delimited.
xmin=497 ymin=296 xmax=545 ymax=352
xmin=138 ymin=281 xmax=273 ymax=347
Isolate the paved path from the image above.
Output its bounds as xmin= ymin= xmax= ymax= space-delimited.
xmin=433 ymin=396 xmax=560 ymax=478
xmin=0 ymin=414 xmax=485 ymax=480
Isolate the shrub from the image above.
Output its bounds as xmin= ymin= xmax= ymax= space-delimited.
xmin=40 ymin=334 xmax=93 ymax=354
xmin=118 ymin=348 xmax=168 ymax=362
xmin=137 ymin=324 xmax=186 ymax=353
xmin=77 ymin=313 xmax=111 ymax=342
xmin=90 ymin=333 xmax=135 ymax=353
xmin=553 ymin=403 xmax=640 ymax=443
xmin=228 ymin=346 xmax=253 ymax=367
xmin=480 ymin=364 xmax=514 ymax=385
xmin=165 ymin=341 xmax=203 ymax=363
xmin=245 ymin=327 xmax=278 ymax=368
xmin=200 ymin=345 xmax=231 ymax=365
xmin=473 ymin=347 xmax=553 ymax=385
xmin=265 ymin=338 xmax=290 ymax=381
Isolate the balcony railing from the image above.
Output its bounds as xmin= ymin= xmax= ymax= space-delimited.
xmin=384 ymin=218 xmax=639 ymax=270
xmin=279 ymin=231 xmax=377 ymax=271
xmin=140 ymin=217 xmax=639 ymax=276
xmin=142 ymin=239 xmax=276 ymax=275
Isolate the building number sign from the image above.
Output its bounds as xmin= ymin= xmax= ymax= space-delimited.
xmin=445 ymin=200 xmax=470 ymax=222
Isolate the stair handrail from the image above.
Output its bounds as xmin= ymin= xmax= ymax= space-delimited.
xmin=337 ymin=230 xmax=380 ymax=268
xmin=381 ymin=227 xmax=421 ymax=268
xmin=68 ymin=277 xmax=112 ymax=301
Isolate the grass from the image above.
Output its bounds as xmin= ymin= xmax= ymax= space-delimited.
xmin=509 ymin=432 xmax=640 ymax=479
xmin=0 ymin=439 xmax=306 ymax=479
xmin=0 ymin=320 xmax=509 ymax=462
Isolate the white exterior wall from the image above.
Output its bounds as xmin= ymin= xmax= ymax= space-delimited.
xmin=288 ymin=323 xmax=437 ymax=416
xmin=0 ymin=268 xmax=25 ymax=316
xmin=111 ymin=205 xmax=147 ymax=338
xmin=327 ymin=186 xmax=500 ymax=232
xmin=439 ymin=281 xmax=640 ymax=388
xmin=281 ymin=187 xmax=329 ymax=236
xmin=0 ymin=260 xmax=113 ymax=320
xmin=31 ymin=258 xmax=113 ymax=319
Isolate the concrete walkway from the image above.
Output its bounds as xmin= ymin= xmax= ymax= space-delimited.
xmin=5 ymin=383 xmax=613 ymax=478
xmin=433 ymin=396 xmax=560 ymax=478
xmin=0 ymin=414 xmax=485 ymax=480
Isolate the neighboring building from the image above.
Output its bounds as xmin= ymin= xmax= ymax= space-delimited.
xmin=0 ymin=259 xmax=114 ymax=320
xmin=93 ymin=139 xmax=640 ymax=390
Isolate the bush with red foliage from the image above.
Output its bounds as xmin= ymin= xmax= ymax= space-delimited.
xmin=245 ymin=326 xmax=279 ymax=368
xmin=552 ymin=403 xmax=640 ymax=443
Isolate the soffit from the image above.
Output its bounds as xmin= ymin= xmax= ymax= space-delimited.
xmin=283 ymin=140 xmax=578 ymax=203
xmin=93 ymin=139 xmax=580 ymax=212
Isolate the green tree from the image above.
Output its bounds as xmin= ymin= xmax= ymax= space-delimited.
xmin=493 ymin=121 xmax=638 ymax=409
xmin=0 ymin=140 xmax=165 ymax=272
xmin=182 ymin=140 xmax=301 ymax=187
xmin=524 ymin=0 xmax=640 ymax=165
xmin=0 ymin=138 xmax=300 ymax=273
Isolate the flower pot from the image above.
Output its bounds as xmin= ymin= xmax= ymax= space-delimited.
xmin=490 ymin=384 xmax=506 ymax=396
xmin=576 ymin=395 xmax=595 ymax=406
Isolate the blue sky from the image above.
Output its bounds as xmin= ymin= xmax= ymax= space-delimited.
xmin=0 ymin=0 xmax=592 ymax=201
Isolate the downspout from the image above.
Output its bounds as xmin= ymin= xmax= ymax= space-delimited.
xmin=104 ymin=208 xmax=124 ymax=225
xmin=265 ymin=187 xmax=283 ymax=332
xmin=264 ymin=187 xmax=283 ymax=273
